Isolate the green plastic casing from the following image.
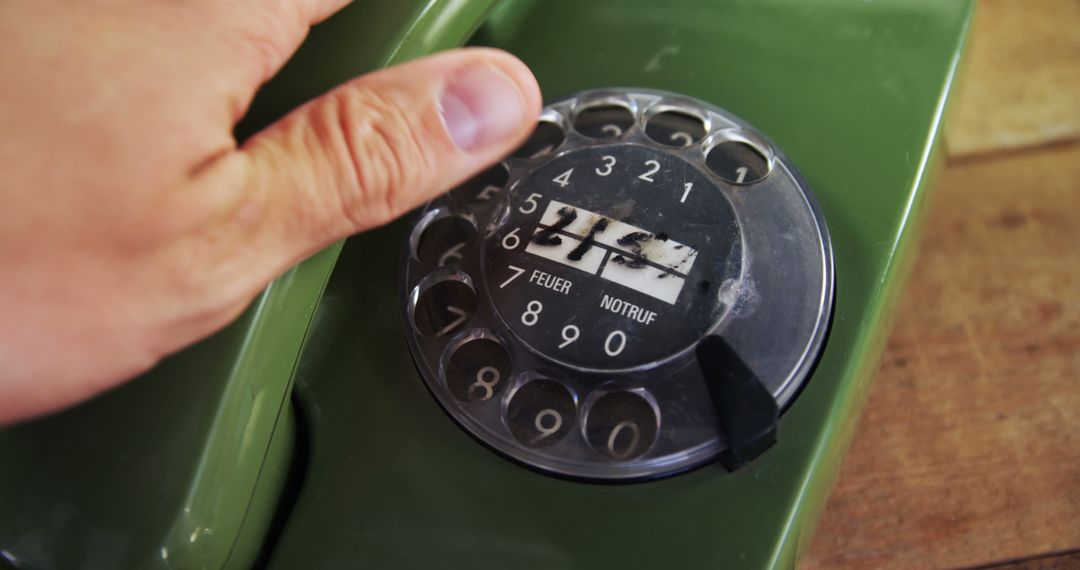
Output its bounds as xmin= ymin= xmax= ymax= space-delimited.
xmin=0 ymin=1 xmax=975 ymax=568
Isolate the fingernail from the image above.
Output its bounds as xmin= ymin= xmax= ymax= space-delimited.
xmin=440 ymin=64 xmax=527 ymax=152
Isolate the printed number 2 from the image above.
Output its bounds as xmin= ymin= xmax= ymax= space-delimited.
xmin=638 ymin=160 xmax=660 ymax=182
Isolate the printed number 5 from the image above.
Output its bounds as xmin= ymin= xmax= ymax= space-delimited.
xmin=519 ymin=193 xmax=543 ymax=214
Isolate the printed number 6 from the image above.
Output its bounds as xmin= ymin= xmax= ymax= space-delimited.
xmin=501 ymin=228 xmax=521 ymax=250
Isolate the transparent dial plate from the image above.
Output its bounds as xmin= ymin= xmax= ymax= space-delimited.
xmin=400 ymin=89 xmax=833 ymax=480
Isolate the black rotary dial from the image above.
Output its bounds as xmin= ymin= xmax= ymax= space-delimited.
xmin=400 ymin=89 xmax=833 ymax=480
xmin=484 ymin=145 xmax=741 ymax=371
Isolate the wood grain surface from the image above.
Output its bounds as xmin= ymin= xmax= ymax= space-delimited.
xmin=945 ymin=0 xmax=1080 ymax=157
xmin=802 ymin=143 xmax=1080 ymax=568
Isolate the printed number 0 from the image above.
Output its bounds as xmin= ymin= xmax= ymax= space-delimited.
xmin=595 ymin=155 xmax=616 ymax=176
xmin=607 ymin=420 xmax=642 ymax=459
xmin=604 ymin=330 xmax=627 ymax=356
xmin=467 ymin=366 xmax=501 ymax=401
xmin=522 ymin=300 xmax=543 ymax=326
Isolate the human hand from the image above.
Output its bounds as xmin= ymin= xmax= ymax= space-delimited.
xmin=0 ymin=0 xmax=541 ymax=424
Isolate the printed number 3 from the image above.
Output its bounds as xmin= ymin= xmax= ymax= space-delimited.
xmin=596 ymin=155 xmax=616 ymax=176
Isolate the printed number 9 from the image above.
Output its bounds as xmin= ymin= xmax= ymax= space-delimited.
xmin=531 ymin=409 xmax=563 ymax=443
xmin=559 ymin=325 xmax=580 ymax=348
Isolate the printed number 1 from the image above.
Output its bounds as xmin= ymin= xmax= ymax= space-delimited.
xmin=680 ymin=182 xmax=693 ymax=203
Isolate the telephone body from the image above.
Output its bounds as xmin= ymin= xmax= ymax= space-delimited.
xmin=0 ymin=1 xmax=975 ymax=568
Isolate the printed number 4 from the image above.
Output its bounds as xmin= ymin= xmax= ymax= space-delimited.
xmin=553 ymin=168 xmax=573 ymax=188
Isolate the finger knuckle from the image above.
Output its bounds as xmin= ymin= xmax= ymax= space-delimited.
xmin=315 ymin=85 xmax=436 ymax=231
xmin=228 ymin=2 xmax=302 ymax=83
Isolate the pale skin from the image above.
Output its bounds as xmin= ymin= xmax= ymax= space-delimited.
xmin=0 ymin=0 xmax=542 ymax=424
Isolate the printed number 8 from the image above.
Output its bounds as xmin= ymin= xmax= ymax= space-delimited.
xmin=522 ymin=300 xmax=543 ymax=326
xmin=467 ymin=366 xmax=501 ymax=401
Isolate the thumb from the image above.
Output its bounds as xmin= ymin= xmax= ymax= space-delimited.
xmin=239 ymin=47 xmax=540 ymax=262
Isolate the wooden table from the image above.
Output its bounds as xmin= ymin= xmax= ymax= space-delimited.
xmin=803 ymin=2 xmax=1079 ymax=567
